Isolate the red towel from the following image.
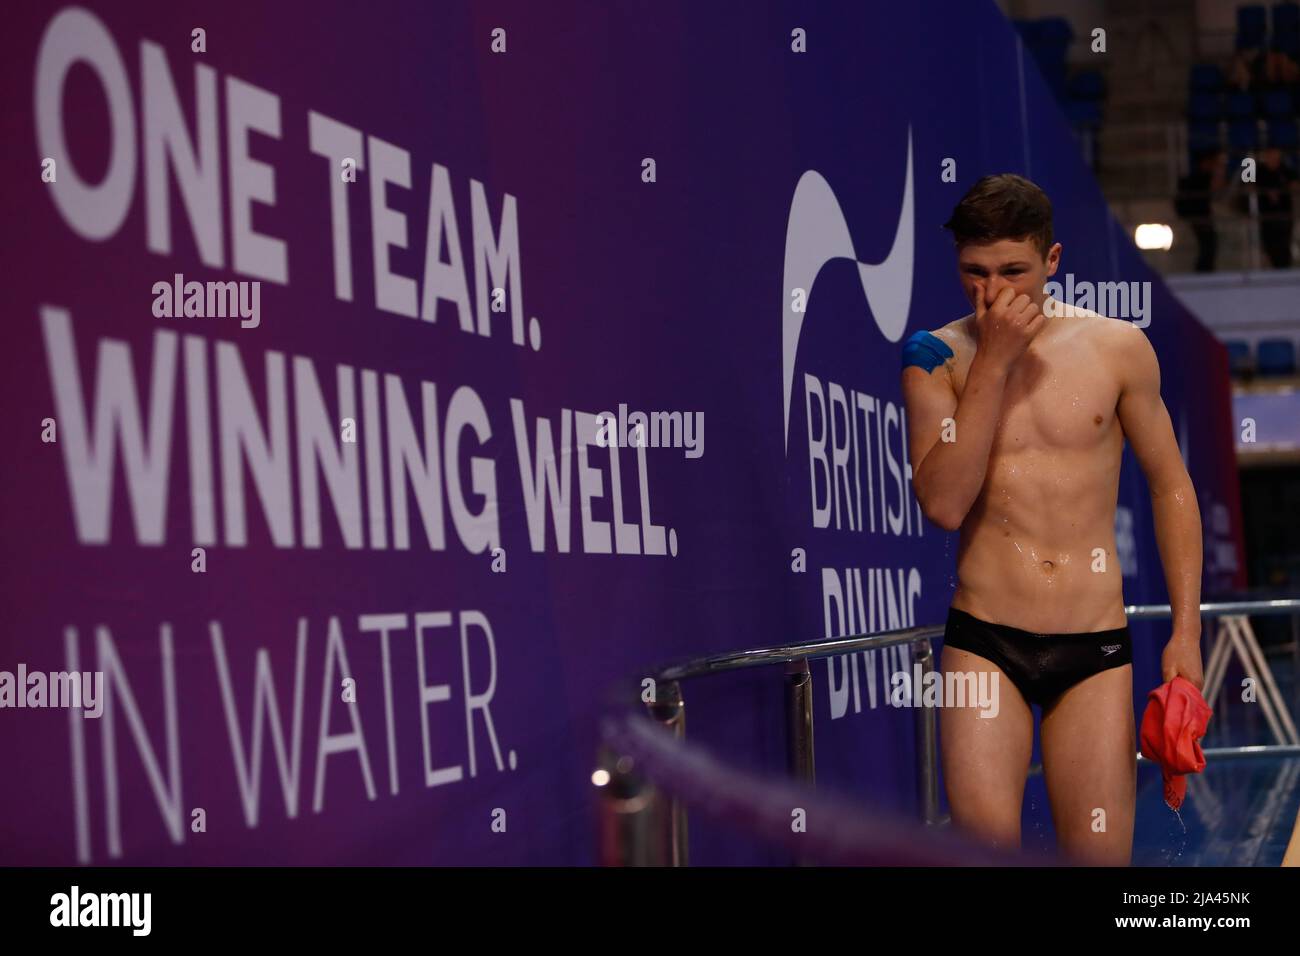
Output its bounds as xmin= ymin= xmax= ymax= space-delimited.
xmin=1140 ymin=676 xmax=1213 ymax=811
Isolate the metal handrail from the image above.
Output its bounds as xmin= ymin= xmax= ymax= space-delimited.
xmin=1125 ymin=598 xmax=1300 ymax=619
xmin=651 ymin=599 xmax=1300 ymax=682
xmin=597 ymin=710 xmax=1048 ymax=867
xmin=604 ymin=596 xmax=1300 ymax=865
xmin=655 ymin=624 xmax=942 ymax=682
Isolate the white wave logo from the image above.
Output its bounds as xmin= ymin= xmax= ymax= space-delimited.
xmin=781 ymin=129 xmax=915 ymax=453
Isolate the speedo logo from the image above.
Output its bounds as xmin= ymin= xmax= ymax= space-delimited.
xmin=1101 ymin=644 xmax=1123 ymax=656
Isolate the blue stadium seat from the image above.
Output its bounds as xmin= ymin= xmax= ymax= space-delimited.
xmin=1068 ymin=70 xmax=1106 ymax=99
xmin=1189 ymin=120 xmax=1223 ymax=151
xmin=1275 ymin=31 xmax=1300 ymax=55
xmin=1229 ymin=118 xmax=1262 ymax=148
xmin=1240 ymin=5 xmax=1269 ymax=36
xmin=1190 ymin=64 xmax=1225 ymax=92
xmin=1189 ymin=92 xmax=1224 ymax=120
xmin=1257 ymin=338 xmax=1297 ymax=376
xmin=1037 ymin=16 xmax=1075 ymax=47
xmin=1038 ymin=59 xmax=1068 ymax=99
xmin=1065 ymin=98 xmax=1102 ymax=125
xmin=1228 ymin=91 xmax=1259 ymax=118
xmin=1264 ymin=89 xmax=1294 ymax=116
xmin=1013 ymin=19 xmax=1042 ymax=44
xmin=1268 ymin=117 xmax=1299 ymax=146
xmin=1274 ymin=2 xmax=1300 ymax=33
xmin=1026 ymin=17 xmax=1072 ymax=88
xmin=1225 ymin=340 xmax=1253 ymax=375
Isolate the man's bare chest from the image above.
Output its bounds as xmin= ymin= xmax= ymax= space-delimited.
xmin=952 ymin=341 xmax=1122 ymax=454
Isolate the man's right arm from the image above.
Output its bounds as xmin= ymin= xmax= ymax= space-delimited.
xmin=901 ymin=286 xmax=1043 ymax=531
xmin=902 ymin=350 xmax=1009 ymax=532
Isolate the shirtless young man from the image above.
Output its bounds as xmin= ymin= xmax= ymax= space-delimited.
xmin=900 ymin=174 xmax=1205 ymax=865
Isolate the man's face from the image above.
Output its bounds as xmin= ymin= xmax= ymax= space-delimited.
xmin=957 ymin=238 xmax=1061 ymax=312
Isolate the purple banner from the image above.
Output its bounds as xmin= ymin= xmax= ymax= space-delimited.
xmin=0 ymin=1 xmax=1244 ymax=864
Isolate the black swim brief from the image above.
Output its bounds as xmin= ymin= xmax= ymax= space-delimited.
xmin=941 ymin=606 xmax=1132 ymax=708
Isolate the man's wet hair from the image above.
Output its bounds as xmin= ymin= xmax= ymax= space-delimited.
xmin=943 ymin=174 xmax=1054 ymax=259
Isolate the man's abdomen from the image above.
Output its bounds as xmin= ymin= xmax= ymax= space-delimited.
xmin=951 ymin=454 xmax=1127 ymax=633
xmin=953 ymin=540 xmax=1127 ymax=633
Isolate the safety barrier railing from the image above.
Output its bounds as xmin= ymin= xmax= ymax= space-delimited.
xmin=598 ymin=597 xmax=1300 ymax=866
xmin=595 ymin=708 xmax=1047 ymax=867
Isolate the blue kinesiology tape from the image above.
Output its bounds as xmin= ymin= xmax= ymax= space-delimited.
xmin=900 ymin=330 xmax=953 ymax=373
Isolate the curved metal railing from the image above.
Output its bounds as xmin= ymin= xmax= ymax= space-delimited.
xmin=598 ymin=597 xmax=1300 ymax=865
xmin=596 ymin=709 xmax=1048 ymax=867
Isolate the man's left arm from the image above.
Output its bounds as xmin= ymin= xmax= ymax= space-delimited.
xmin=1113 ymin=324 xmax=1205 ymax=688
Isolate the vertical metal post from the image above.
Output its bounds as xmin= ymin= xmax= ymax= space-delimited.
xmin=646 ymin=680 xmax=688 ymax=866
xmin=1166 ymin=122 xmax=1178 ymax=190
xmin=1248 ymin=192 xmax=1262 ymax=270
xmin=1291 ymin=612 xmax=1299 ymax=708
xmin=784 ymin=657 xmax=816 ymax=785
xmin=912 ymin=637 xmax=940 ymax=826
xmin=596 ymin=750 xmax=665 ymax=866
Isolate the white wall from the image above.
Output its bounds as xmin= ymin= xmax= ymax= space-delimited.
xmin=1167 ymin=269 xmax=1300 ymax=350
